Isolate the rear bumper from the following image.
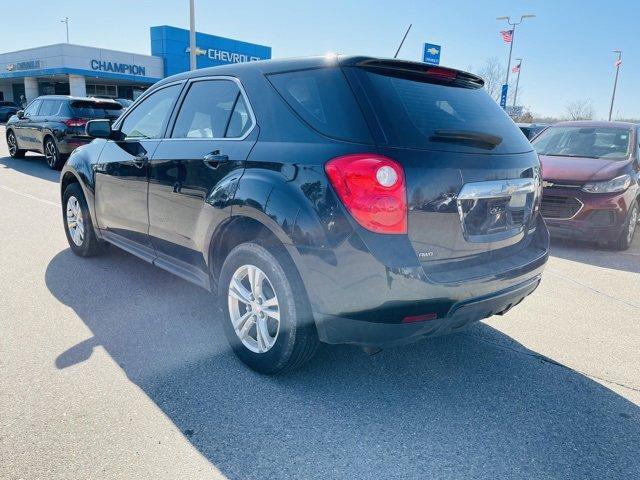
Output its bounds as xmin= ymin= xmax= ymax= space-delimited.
xmin=315 ymin=276 xmax=541 ymax=347
xmin=57 ymin=136 xmax=91 ymax=154
xmin=290 ymin=215 xmax=549 ymax=347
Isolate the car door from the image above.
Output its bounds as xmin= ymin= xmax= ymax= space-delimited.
xmin=148 ymin=77 xmax=257 ymax=283
xmin=94 ymin=82 xmax=183 ymax=259
xmin=13 ymin=99 xmax=42 ymax=150
xmin=31 ymin=99 xmax=54 ymax=151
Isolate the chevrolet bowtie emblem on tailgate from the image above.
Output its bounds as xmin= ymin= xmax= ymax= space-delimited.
xmin=542 ymin=181 xmax=554 ymax=188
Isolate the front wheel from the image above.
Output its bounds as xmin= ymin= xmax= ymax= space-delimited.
xmin=6 ymin=130 xmax=26 ymax=158
xmin=62 ymin=182 xmax=105 ymax=257
xmin=218 ymin=242 xmax=319 ymax=374
xmin=612 ymin=200 xmax=638 ymax=251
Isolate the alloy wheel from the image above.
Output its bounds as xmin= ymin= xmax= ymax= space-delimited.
xmin=45 ymin=140 xmax=57 ymax=167
xmin=66 ymin=196 xmax=85 ymax=247
xmin=7 ymin=133 xmax=17 ymax=156
xmin=228 ymin=264 xmax=280 ymax=354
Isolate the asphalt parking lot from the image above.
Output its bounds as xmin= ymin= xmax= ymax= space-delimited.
xmin=0 ymin=125 xmax=639 ymax=479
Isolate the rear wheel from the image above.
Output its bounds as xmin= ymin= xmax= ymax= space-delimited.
xmin=44 ymin=137 xmax=66 ymax=170
xmin=6 ymin=130 xmax=25 ymax=158
xmin=218 ymin=242 xmax=319 ymax=374
xmin=62 ymin=182 xmax=105 ymax=257
xmin=612 ymin=200 xmax=638 ymax=251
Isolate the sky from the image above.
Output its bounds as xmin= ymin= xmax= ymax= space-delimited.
xmin=2 ymin=0 xmax=638 ymax=120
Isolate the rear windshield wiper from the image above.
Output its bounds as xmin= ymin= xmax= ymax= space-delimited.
xmin=429 ymin=129 xmax=503 ymax=149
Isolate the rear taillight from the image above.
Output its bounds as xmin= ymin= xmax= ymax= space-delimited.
xmin=325 ymin=154 xmax=407 ymax=234
xmin=424 ymin=67 xmax=457 ymax=82
xmin=64 ymin=118 xmax=88 ymax=127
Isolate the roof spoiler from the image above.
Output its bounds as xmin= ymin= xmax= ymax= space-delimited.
xmin=344 ymin=57 xmax=485 ymax=88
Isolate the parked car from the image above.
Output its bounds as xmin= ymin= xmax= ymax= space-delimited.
xmin=532 ymin=121 xmax=639 ymax=250
xmin=518 ymin=123 xmax=548 ymax=140
xmin=5 ymin=96 xmax=123 ymax=169
xmin=0 ymin=100 xmax=20 ymax=122
xmin=59 ymin=56 xmax=549 ymax=373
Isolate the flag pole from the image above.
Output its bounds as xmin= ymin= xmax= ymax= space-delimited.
xmin=608 ymin=50 xmax=622 ymax=122
xmin=513 ymin=58 xmax=522 ymax=108
xmin=505 ymin=25 xmax=516 ymax=87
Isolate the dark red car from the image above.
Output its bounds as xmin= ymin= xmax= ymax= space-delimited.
xmin=532 ymin=121 xmax=639 ymax=250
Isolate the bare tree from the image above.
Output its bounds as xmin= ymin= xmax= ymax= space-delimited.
xmin=564 ymin=99 xmax=594 ymax=120
xmin=475 ymin=57 xmax=520 ymax=105
xmin=476 ymin=57 xmax=503 ymax=101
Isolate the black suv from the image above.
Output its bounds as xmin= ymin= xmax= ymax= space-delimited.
xmin=6 ymin=95 xmax=122 ymax=169
xmin=0 ymin=101 xmax=20 ymax=122
xmin=60 ymin=56 xmax=549 ymax=373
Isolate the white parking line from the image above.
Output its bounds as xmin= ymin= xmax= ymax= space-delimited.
xmin=0 ymin=184 xmax=59 ymax=207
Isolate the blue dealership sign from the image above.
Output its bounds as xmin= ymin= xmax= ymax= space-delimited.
xmin=151 ymin=25 xmax=272 ymax=77
xmin=500 ymin=84 xmax=509 ymax=109
xmin=422 ymin=43 xmax=441 ymax=65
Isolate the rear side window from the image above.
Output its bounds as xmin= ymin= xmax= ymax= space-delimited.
xmin=350 ymin=67 xmax=532 ymax=154
xmin=172 ymin=79 xmax=250 ymax=139
xmin=39 ymin=100 xmax=63 ymax=117
xmin=268 ymin=67 xmax=372 ymax=143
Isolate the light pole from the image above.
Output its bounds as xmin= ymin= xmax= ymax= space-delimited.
xmin=512 ymin=58 xmax=523 ymax=108
xmin=608 ymin=50 xmax=622 ymax=121
xmin=61 ymin=17 xmax=69 ymax=43
xmin=496 ymin=14 xmax=535 ymax=107
xmin=189 ymin=0 xmax=197 ymax=71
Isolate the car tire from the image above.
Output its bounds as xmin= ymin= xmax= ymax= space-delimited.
xmin=611 ymin=200 xmax=638 ymax=251
xmin=6 ymin=130 xmax=26 ymax=158
xmin=44 ymin=137 xmax=66 ymax=170
xmin=218 ymin=241 xmax=319 ymax=374
xmin=62 ymin=182 xmax=105 ymax=257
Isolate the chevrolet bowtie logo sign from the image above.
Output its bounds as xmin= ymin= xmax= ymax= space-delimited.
xmin=426 ymin=47 xmax=440 ymax=56
xmin=185 ymin=46 xmax=207 ymax=56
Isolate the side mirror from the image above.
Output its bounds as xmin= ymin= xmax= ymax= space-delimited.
xmin=86 ymin=119 xmax=112 ymax=139
xmin=16 ymin=110 xmax=24 ymax=119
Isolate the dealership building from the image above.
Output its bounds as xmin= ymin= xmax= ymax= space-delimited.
xmin=0 ymin=25 xmax=271 ymax=106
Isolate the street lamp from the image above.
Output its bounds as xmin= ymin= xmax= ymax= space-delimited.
xmin=189 ymin=0 xmax=197 ymax=71
xmin=60 ymin=17 xmax=69 ymax=43
xmin=496 ymin=14 xmax=535 ymax=108
xmin=608 ymin=50 xmax=622 ymax=121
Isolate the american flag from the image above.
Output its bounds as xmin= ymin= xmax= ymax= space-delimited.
xmin=615 ymin=59 xmax=622 ymax=67
xmin=501 ymin=30 xmax=514 ymax=43
xmin=512 ymin=62 xmax=521 ymax=73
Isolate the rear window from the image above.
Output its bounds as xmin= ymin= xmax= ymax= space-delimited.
xmin=267 ymin=67 xmax=372 ymax=143
xmin=70 ymin=100 xmax=122 ymax=119
xmin=350 ymin=67 xmax=532 ymax=154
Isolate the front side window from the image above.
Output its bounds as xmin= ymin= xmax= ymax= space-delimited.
xmin=23 ymin=99 xmax=42 ymax=117
xmin=120 ymin=84 xmax=182 ymax=139
xmin=532 ymin=126 xmax=632 ymax=160
xmin=172 ymin=80 xmax=249 ymax=139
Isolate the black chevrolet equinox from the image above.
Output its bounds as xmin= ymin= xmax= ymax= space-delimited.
xmin=60 ymin=56 xmax=549 ymax=373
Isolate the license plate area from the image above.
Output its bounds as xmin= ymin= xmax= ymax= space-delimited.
xmin=457 ymin=179 xmax=536 ymax=243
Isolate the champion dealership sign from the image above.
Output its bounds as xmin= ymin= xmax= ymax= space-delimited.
xmin=91 ymin=60 xmax=146 ymax=76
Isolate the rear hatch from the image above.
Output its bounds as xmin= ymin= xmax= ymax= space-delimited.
xmin=344 ymin=60 xmax=541 ymax=277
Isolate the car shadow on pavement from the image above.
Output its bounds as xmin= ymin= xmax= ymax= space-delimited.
xmin=45 ymin=247 xmax=640 ymax=480
xmin=0 ymin=154 xmax=60 ymax=183
xmin=550 ymin=237 xmax=640 ymax=274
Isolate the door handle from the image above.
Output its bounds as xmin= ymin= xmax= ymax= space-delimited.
xmin=203 ymin=150 xmax=229 ymax=169
xmin=132 ymin=154 xmax=148 ymax=169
